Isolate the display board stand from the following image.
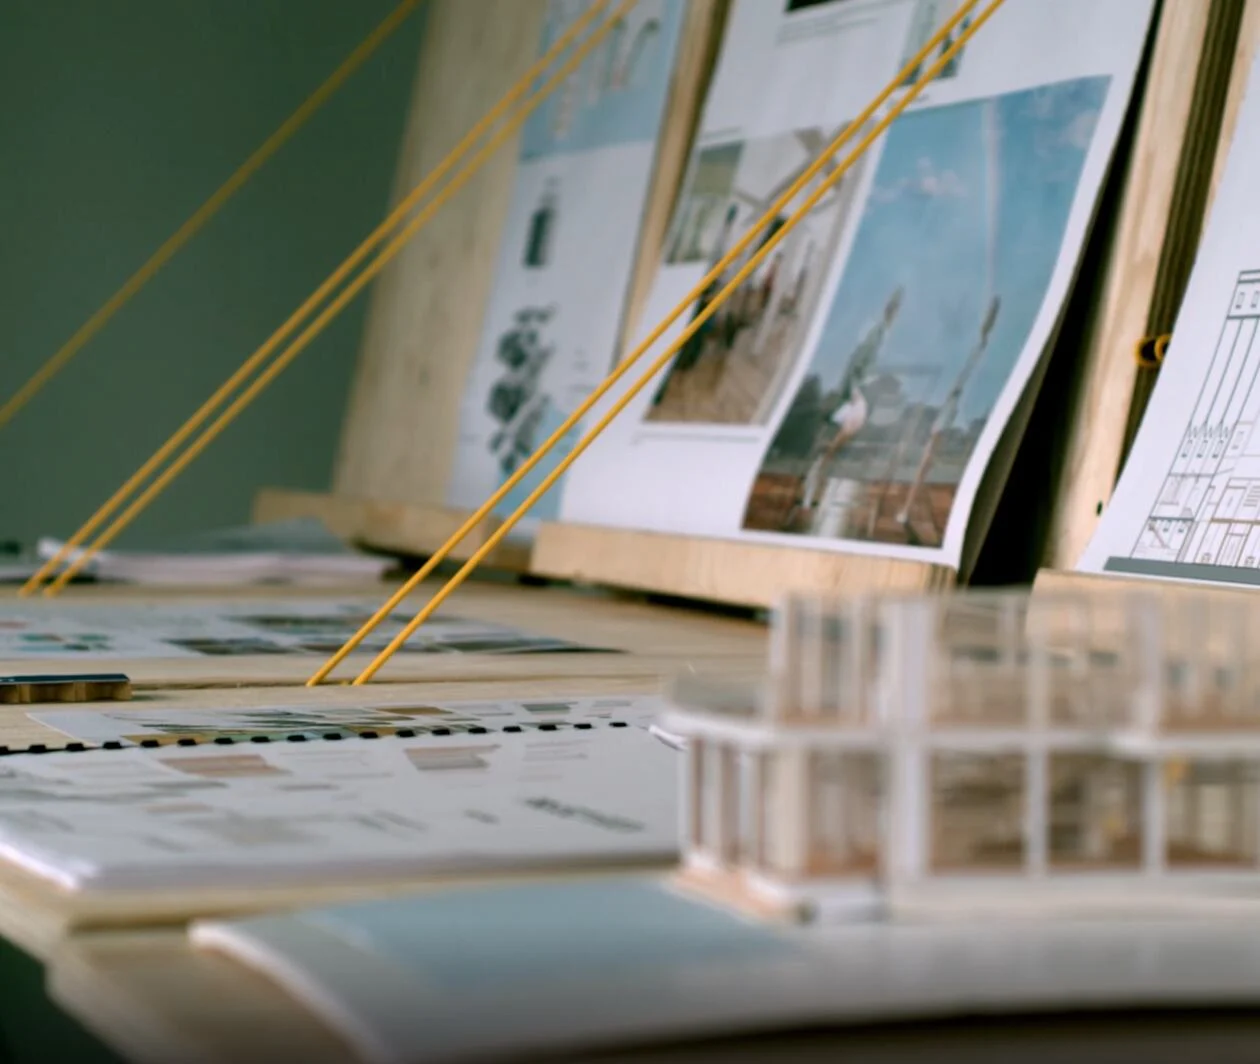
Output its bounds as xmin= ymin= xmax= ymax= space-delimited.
xmin=260 ymin=0 xmax=727 ymax=573
xmin=531 ymin=523 xmax=954 ymax=608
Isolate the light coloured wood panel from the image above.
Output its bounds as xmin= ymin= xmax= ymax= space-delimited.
xmin=531 ymin=522 xmax=953 ymax=608
xmin=1042 ymin=2 xmax=1213 ymax=571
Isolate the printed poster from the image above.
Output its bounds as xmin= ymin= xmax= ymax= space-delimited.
xmin=556 ymin=0 xmax=1154 ymax=569
xmin=446 ymin=0 xmax=686 ymax=529
xmin=1079 ymin=52 xmax=1260 ymax=586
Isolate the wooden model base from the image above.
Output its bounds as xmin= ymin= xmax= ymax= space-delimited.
xmin=253 ymin=487 xmax=530 ymax=572
xmin=532 ymin=522 xmax=955 ymax=609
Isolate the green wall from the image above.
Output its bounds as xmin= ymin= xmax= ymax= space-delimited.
xmin=0 ymin=1 xmax=426 ymax=548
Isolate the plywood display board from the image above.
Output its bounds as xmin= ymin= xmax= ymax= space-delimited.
xmin=531 ymin=0 xmax=1156 ymax=607
xmin=261 ymin=0 xmax=726 ymax=569
xmin=0 ymin=579 xmax=764 ymax=688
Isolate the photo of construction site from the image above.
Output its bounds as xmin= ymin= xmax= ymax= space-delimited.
xmin=646 ymin=127 xmax=868 ymax=426
xmin=742 ymin=77 xmax=1110 ymax=547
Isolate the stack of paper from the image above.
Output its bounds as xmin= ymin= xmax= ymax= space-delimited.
xmin=35 ymin=518 xmax=392 ymax=586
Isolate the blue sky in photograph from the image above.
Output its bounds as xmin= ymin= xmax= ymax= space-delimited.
xmin=797 ymin=75 xmax=1111 ymax=427
xmin=520 ymin=0 xmax=685 ymax=161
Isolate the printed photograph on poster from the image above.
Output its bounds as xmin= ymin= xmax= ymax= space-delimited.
xmin=743 ymin=78 xmax=1110 ymax=548
xmin=649 ymin=129 xmax=869 ymax=427
xmin=898 ymin=0 xmax=976 ymax=87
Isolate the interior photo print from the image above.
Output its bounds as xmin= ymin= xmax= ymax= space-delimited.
xmin=742 ymin=76 xmax=1110 ymax=548
xmin=648 ymin=128 xmax=869 ymax=426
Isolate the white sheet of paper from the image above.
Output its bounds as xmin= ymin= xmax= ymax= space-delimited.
xmin=556 ymin=0 xmax=1154 ymax=569
xmin=446 ymin=0 xmax=687 ymax=530
xmin=1079 ymin=52 xmax=1260 ymax=585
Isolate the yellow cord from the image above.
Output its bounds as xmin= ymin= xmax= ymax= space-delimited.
xmin=0 ymin=0 xmax=422 ymax=436
xmin=25 ymin=0 xmax=620 ymax=598
xmin=346 ymin=0 xmax=1003 ymax=685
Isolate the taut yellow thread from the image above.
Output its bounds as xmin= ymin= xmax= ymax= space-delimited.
xmin=25 ymin=0 xmax=621 ymax=598
xmin=326 ymin=0 xmax=999 ymax=685
xmin=0 ymin=0 xmax=422 ymax=435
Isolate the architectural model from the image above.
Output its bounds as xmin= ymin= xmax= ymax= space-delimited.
xmin=663 ymin=588 xmax=1260 ymax=922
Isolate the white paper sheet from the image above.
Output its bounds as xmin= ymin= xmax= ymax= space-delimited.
xmin=556 ymin=0 xmax=1153 ymax=569
xmin=1079 ymin=52 xmax=1260 ymax=585
xmin=446 ymin=0 xmax=687 ymax=530
xmin=0 ymin=598 xmax=609 ymax=660
xmin=0 ymin=725 xmax=678 ymax=891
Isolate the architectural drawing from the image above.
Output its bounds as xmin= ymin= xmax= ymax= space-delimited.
xmin=1107 ymin=270 xmax=1260 ymax=584
xmin=664 ymin=589 xmax=1260 ymax=922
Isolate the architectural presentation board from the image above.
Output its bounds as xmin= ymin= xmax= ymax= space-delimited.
xmin=534 ymin=0 xmax=1156 ymax=603
xmin=271 ymin=0 xmax=722 ymax=566
xmin=1042 ymin=0 xmax=1256 ymax=573
xmin=1080 ymin=48 xmax=1260 ymax=587
xmin=0 ymin=582 xmax=766 ymax=686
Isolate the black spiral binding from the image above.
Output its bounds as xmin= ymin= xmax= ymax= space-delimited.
xmin=0 ymin=720 xmax=633 ymax=757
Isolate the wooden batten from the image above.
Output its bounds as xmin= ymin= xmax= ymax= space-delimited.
xmin=260 ymin=0 xmax=726 ymax=571
xmin=531 ymin=523 xmax=954 ymax=609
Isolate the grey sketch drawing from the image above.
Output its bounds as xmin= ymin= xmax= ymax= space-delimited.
xmin=1107 ymin=271 xmax=1260 ymax=584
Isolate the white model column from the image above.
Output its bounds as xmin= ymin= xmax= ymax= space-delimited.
xmin=884 ymin=600 xmax=934 ymax=889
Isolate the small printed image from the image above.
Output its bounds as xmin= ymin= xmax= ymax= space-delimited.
xmin=164 ymin=637 xmax=292 ymax=656
xmin=233 ymin=612 xmax=411 ymax=636
xmin=485 ymin=305 xmax=559 ymax=479
xmin=898 ymin=0 xmax=974 ymax=86
xmin=159 ymin=754 xmax=289 ymax=780
xmin=652 ymin=129 xmax=868 ymax=426
xmin=404 ymin=746 xmax=498 ymax=772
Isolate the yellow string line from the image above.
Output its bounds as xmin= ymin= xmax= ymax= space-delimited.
xmin=308 ymin=1 xmax=984 ymax=689
xmin=344 ymin=0 xmax=1003 ymax=686
xmin=307 ymin=0 xmax=981 ymax=686
xmin=23 ymin=0 xmax=617 ymax=598
xmin=35 ymin=0 xmax=635 ymax=598
xmin=0 ymin=0 xmax=422 ymax=437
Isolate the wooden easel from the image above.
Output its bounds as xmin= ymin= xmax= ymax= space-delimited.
xmin=258 ymin=0 xmax=726 ymax=573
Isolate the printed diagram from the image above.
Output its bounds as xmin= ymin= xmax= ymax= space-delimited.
xmin=1116 ymin=271 xmax=1260 ymax=577
xmin=485 ymin=307 xmax=558 ymax=477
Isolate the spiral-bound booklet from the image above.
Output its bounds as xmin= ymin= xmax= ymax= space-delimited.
xmin=0 ymin=696 xmax=677 ymax=894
